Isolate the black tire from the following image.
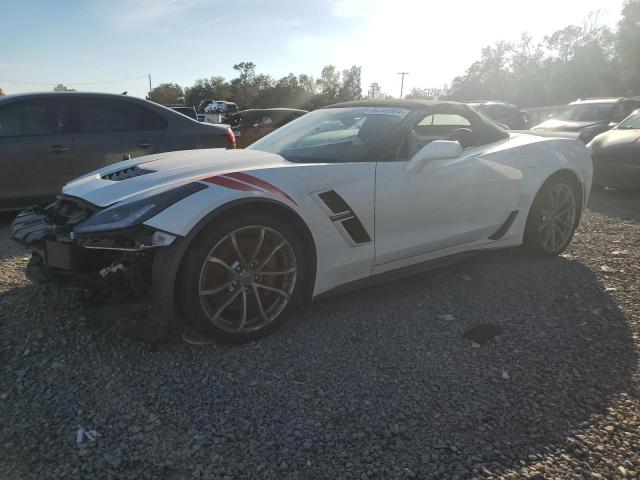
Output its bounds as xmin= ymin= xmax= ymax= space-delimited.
xmin=523 ymin=174 xmax=580 ymax=257
xmin=178 ymin=211 xmax=308 ymax=343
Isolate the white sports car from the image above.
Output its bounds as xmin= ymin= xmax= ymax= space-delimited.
xmin=12 ymin=100 xmax=593 ymax=342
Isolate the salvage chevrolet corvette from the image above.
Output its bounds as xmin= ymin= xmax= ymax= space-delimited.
xmin=12 ymin=100 xmax=593 ymax=342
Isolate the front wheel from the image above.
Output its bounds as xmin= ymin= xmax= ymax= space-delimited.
xmin=523 ymin=177 xmax=580 ymax=257
xmin=178 ymin=212 xmax=307 ymax=342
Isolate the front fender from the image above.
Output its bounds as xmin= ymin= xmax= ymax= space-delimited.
xmin=145 ymin=162 xmax=377 ymax=298
xmin=143 ymin=184 xmax=301 ymax=236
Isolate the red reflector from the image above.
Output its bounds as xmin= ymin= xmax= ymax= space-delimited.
xmin=226 ymin=128 xmax=236 ymax=149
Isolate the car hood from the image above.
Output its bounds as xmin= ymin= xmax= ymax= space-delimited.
xmin=63 ymin=148 xmax=289 ymax=207
xmin=532 ymin=119 xmax=606 ymax=132
xmin=590 ymin=129 xmax=640 ymax=151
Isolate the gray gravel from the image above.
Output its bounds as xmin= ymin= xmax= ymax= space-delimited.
xmin=1 ymin=189 xmax=639 ymax=479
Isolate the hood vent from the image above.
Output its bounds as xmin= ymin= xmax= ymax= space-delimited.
xmin=102 ymin=166 xmax=155 ymax=182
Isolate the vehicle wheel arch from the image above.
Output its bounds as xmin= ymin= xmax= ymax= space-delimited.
xmin=189 ymin=198 xmax=317 ymax=299
xmin=525 ymin=168 xmax=585 ymax=226
xmin=150 ymin=198 xmax=317 ymax=334
xmin=519 ymin=168 xmax=584 ymax=251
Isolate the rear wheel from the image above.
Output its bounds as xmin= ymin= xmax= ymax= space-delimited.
xmin=178 ymin=212 xmax=306 ymax=342
xmin=524 ymin=176 xmax=579 ymax=257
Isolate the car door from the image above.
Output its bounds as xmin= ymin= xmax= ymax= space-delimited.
xmin=374 ymin=110 xmax=519 ymax=268
xmin=71 ymin=97 xmax=166 ymax=174
xmin=238 ymin=113 xmax=274 ymax=148
xmin=0 ymin=96 xmax=75 ymax=208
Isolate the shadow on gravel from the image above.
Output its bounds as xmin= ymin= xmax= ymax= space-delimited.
xmin=1 ymin=250 xmax=637 ymax=478
xmin=0 ymin=212 xmax=27 ymax=262
xmin=588 ymin=188 xmax=640 ymax=223
xmin=282 ymin=251 xmax=638 ymax=476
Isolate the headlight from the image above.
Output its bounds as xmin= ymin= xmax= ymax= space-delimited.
xmin=74 ymin=183 xmax=205 ymax=235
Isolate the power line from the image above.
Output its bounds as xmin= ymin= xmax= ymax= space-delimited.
xmin=0 ymin=74 xmax=150 ymax=86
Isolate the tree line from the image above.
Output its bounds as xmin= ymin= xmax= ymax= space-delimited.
xmin=147 ymin=62 xmax=390 ymax=111
xmin=449 ymin=0 xmax=640 ymax=107
xmin=148 ymin=0 xmax=639 ymax=111
xmin=4 ymin=1 xmax=637 ymax=110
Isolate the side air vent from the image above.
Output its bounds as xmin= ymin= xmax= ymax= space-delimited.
xmin=316 ymin=189 xmax=371 ymax=245
xmin=341 ymin=217 xmax=371 ymax=244
xmin=102 ymin=166 xmax=155 ymax=182
xmin=318 ymin=190 xmax=350 ymax=214
xmin=488 ymin=210 xmax=519 ymax=240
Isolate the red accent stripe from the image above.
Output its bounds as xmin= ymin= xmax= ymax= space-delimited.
xmin=202 ymin=175 xmax=258 ymax=192
xmin=225 ymin=172 xmax=298 ymax=206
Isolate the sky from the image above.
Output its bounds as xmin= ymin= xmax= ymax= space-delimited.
xmin=0 ymin=0 xmax=625 ymax=100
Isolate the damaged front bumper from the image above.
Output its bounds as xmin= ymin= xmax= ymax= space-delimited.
xmin=11 ymin=197 xmax=176 ymax=302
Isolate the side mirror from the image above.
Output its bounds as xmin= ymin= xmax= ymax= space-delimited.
xmin=405 ymin=140 xmax=463 ymax=173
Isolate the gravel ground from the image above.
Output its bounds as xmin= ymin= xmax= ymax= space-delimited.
xmin=1 ymin=189 xmax=639 ymax=480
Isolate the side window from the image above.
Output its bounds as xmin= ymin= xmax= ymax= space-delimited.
xmin=418 ymin=114 xmax=471 ymax=127
xmin=611 ymin=103 xmax=626 ymax=123
xmin=141 ymin=108 xmax=167 ymax=130
xmin=257 ymin=116 xmax=273 ymax=127
xmin=0 ymin=98 xmax=68 ymax=138
xmin=74 ymin=98 xmax=166 ymax=133
xmin=397 ymin=111 xmax=474 ymax=159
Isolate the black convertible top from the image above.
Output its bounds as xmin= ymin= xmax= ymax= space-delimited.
xmin=325 ymin=99 xmax=510 ymax=145
xmin=326 ymin=99 xmax=464 ymax=110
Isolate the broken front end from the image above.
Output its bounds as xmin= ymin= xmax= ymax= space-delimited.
xmin=10 ymin=184 xmax=203 ymax=308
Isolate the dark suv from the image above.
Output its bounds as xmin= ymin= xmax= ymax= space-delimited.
xmin=532 ymin=97 xmax=640 ymax=143
xmin=0 ymin=92 xmax=235 ymax=210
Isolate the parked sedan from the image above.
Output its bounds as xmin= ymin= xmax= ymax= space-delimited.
xmin=0 ymin=92 xmax=235 ymax=210
xmin=532 ymin=97 xmax=640 ymax=143
xmin=588 ymin=109 xmax=640 ymax=189
xmin=223 ymin=108 xmax=308 ymax=147
xmin=11 ymin=100 xmax=592 ymax=343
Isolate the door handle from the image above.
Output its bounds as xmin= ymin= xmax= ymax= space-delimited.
xmin=139 ymin=142 xmax=151 ymax=148
xmin=50 ymin=145 xmax=70 ymax=153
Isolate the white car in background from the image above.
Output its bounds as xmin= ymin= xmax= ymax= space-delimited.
xmin=12 ymin=100 xmax=592 ymax=342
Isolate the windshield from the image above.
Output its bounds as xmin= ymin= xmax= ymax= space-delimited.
xmin=248 ymin=107 xmax=409 ymax=163
xmin=616 ymin=111 xmax=640 ymax=129
xmin=555 ymin=103 xmax=613 ymax=122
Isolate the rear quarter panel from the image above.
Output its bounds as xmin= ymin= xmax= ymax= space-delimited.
xmin=508 ymin=134 xmax=593 ymax=240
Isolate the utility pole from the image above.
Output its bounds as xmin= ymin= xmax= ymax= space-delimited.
xmin=397 ymin=72 xmax=409 ymax=99
xmin=148 ymin=74 xmax=152 ymax=94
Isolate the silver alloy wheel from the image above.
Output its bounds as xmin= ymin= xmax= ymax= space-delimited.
xmin=198 ymin=226 xmax=297 ymax=334
xmin=538 ymin=182 xmax=577 ymax=253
